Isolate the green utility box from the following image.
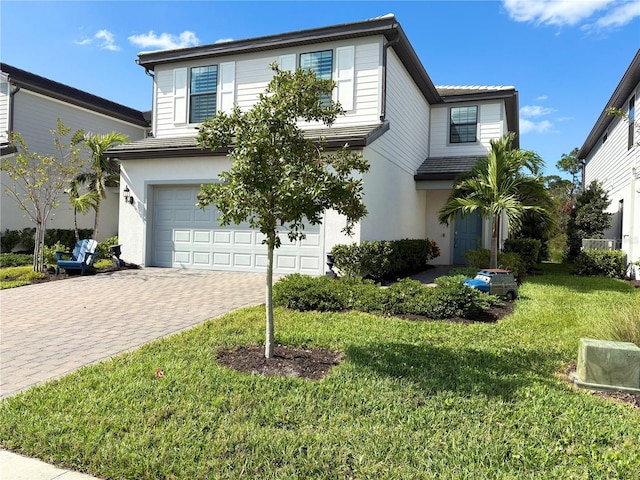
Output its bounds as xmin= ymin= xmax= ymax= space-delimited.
xmin=573 ymin=338 xmax=640 ymax=393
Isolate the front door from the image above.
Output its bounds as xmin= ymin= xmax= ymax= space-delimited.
xmin=453 ymin=210 xmax=482 ymax=264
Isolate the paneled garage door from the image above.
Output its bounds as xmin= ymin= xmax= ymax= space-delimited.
xmin=151 ymin=185 xmax=324 ymax=275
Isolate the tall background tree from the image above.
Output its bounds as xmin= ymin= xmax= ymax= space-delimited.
xmin=438 ymin=133 xmax=552 ymax=268
xmin=1 ymin=119 xmax=84 ymax=271
xmin=566 ymin=180 xmax=612 ymax=261
xmin=66 ymin=179 xmax=99 ymax=242
xmin=197 ymin=64 xmax=369 ymax=359
xmin=76 ymin=131 xmax=128 ymax=240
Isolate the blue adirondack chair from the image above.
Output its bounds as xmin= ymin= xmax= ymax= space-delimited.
xmin=55 ymin=239 xmax=99 ymax=275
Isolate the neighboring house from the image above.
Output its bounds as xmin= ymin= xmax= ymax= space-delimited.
xmin=579 ymin=49 xmax=640 ymax=276
xmin=0 ymin=63 xmax=150 ymax=243
xmin=109 ymin=15 xmax=518 ymax=274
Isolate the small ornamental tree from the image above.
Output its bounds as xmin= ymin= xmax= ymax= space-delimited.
xmin=197 ymin=63 xmax=369 ymax=358
xmin=1 ymin=119 xmax=84 ymax=271
xmin=566 ymin=180 xmax=612 ymax=261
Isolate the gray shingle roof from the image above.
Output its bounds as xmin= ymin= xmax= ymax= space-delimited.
xmin=436 ymin=85 xmax=515 ymax=97
xmin=108 ymin=122 xmax=389 ymax=160
xmin=414 ymin=156 xmax=481 ymax=181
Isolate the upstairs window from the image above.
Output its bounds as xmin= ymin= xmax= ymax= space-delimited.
xmin=629 ymin=95 xmax=635 ymax=150
xmin=300 ymin=50 xmax=333 ymax=106
xmin=190 ymin=65 xmax=218 ymax=124
xmin=450 ymin=106 xmax=478 ymax=143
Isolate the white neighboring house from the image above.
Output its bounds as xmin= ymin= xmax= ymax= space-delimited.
xmin=579 ymin=49 xmax=640 ymax=276
xmin=0 ymin=63 xmax=150 ymax=243
xmin=109 ymin=15 xmax=519 ymax=274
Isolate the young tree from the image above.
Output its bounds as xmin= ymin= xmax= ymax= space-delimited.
xmin=1 ymin=119 xmax=84 ymax=271
xmin=197 ymin=63 xmax=369 ymax=358
xmin=438 ymin=133 xmax=552 ymax=268
xmin=76 ymin=131 xmax=128 ymax=239
xmin=566 ymin=180 xmax=612 ymax=261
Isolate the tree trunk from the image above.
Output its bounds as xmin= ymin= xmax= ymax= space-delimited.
xmin=73 ymin=207 xmax=80 ymax=243
xmin=490 ymin=215 xmax=499 ymax=269
xmin=93 ymin=203 xmax=100 ymax=240
xmin=265 ymin=242 xmax=275 ymax=359
xmin=33 ymin=222 xmax=46 ymax=272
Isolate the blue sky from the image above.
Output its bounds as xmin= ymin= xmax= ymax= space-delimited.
xmin=2 ymin=0 xmax=639 ymax=178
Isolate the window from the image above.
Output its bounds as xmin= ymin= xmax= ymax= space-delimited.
xmin=190 ymin=65 xmax=217 ymax=124
xmin=629 ymin=95 xmax=635 ymax=150
xmin=450 ymin=106 xmax=478 ymax=143
xmin=300 ymin=50 xmax=333 ymax=105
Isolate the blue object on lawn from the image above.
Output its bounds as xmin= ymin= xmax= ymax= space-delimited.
xmin=55 ymin=239 xmax=99 ymax=275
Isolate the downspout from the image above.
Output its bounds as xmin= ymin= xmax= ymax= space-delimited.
xmin=380 ymin=34 xmax=400 ymax=121
xmin=8 ymin=78 xmax=21 ymax=133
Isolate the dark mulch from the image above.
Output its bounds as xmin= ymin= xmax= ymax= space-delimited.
xmin=217 ymin=345 xmax=345 ymax=380
xmin=28 ymin=263 xmax=141 ymax=284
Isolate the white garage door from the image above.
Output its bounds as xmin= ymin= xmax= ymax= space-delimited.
xmin=151 ymin=185 xmax=324 ymax=275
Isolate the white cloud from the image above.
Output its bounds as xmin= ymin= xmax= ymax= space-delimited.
xmin=520 ymin=105 xmax=557 ymax=117
xmin=214 ymin=38 xmax=234 ymax=44
xmin=501 ymin=0 xmax=637 ymax=29
xmin=128 ymin=30 xmax=199 ymax=50
xmin=520 ymin=118 xmax=553 ymax=134
xmin=75 ymin=29 xmax=119 ymax=51
xmin=536 ymin=95 xmax=549 ymax=101
xmin=583 ymin=0 xmax=640 ymax=31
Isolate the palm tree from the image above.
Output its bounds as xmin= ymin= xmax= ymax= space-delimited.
xmin=438 ymin=133 xmax=553 ymax=269
xmin=66 ymin=179 xmax=99 ymax=242
xmin=77 ymin=132 xmax=128 ymax=239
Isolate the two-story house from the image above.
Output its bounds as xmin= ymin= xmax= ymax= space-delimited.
xmin=109 ymin=15 xmax=519 ymax=274
xmin=0 ymin=63 xmax=149 ymax=242
xmin=579 ymin=49 xmax=640 ymax=277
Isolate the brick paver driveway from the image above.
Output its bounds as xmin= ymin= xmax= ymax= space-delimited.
xmin=0 ymin=268 xmax=266 ymax=398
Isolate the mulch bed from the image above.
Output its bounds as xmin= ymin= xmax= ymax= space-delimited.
xmin=563 ymin=365 xmax=640 ymax=409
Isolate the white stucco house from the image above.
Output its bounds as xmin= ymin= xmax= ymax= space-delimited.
xmin=109 ymin=15 xmax=519 ymax=274
xmin=579 ymin=49 xmax=640 ymax=276
xmin=0 ymin=63 xmax=150 ymax=242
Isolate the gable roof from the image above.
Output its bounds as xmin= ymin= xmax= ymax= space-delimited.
xmin=108 ymin=123 xmax=389 ymax=160
xmin=578 ymin=49 xmax=640 ymax=160
xmin=1 ymin=63 xmax=150 ymax=128
xmin=136 ymin=15 xmax=442 ymax=105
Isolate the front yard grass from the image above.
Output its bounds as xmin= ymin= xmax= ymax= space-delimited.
xmin=0 ymin=266 xmax=44 ymax=289
xmin=0 ymin=263 xmax=639 ymax=478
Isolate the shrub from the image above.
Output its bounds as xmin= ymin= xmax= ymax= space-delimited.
xmin=0 ymin=228 xmax=93 ymax=253
xmin=274 ymin=273 xmax=498 ymax=320
xmin=503 ymin=238 xmax=541 ymax=273
xmin=0 ymin=253 xmax=32 ymax=267
xmin=43 ymin=241 xmax=67 ymax=267
xmin=331 ymin=238 xmax=440 ymax=281
xmin=273 ymin=274 xmax=349 ymax=312
xmin=463 ymin=248 xmax=525 ymax=281
xmin=574 ymin=249 xmax=627 ymax=278
xmin=98 ymin=236 xmax=119 ymax=261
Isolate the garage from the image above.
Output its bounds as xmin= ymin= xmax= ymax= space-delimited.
xmin=150 ymin=185 xmax=324 ymax=275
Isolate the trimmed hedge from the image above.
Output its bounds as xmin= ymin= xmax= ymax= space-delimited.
xmin=463 ymin=248 xmax=525 ymax=280
xmin=0 ymin=253 xmax=32 ymax=267
xmin=273 ymin=273 xmax=498 ymax=320
xmin=330 ymin=238 xmax=440 ymax=280
xmin=1 ymin=228 xmax=93 ymax=253
xmin=574 ymin=249 xmax=627 ymax=278
xmin=503 ymin=238 xmax=541 ymax=273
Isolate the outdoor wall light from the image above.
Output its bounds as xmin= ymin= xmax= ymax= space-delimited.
xmin=123 ymin=186 xmax=134 ymax=204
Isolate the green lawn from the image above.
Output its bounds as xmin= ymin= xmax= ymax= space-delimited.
xmin=1 ymin=264 xmax=639 ymax=479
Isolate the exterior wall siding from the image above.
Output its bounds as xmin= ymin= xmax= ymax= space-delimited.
xmin=1 ymin=90 xmax=147 ymax=240
xmin=429 ymin=101 xmax=505 ymax=158
xmin=0 ymin=74 xmax=9 ymax=144
xmin=357 ymin=49 xmax=430 ymax=243
xmin=152 ymin=37 xmax=382 ymax=138
xmin=584 ymin=84 xmax=640 ymax=265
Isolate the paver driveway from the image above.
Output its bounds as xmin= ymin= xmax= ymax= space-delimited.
xmin=0 ymin=268 xmax=266 ymax=398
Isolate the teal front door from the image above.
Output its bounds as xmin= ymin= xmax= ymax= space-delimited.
xmin=453 ymin=210 xmax=482 ymax=264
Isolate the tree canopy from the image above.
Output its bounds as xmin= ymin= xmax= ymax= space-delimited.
xmin=438 ymin=133 xmax=552 ymax=268
xmin=197 ymin=63 xmax=369 ymax=358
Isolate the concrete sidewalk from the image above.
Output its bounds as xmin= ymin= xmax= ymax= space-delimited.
xmin=0 ymin=450 xmax=100 ymax=480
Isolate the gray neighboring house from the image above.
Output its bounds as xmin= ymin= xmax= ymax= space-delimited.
xmin=579 ymin=49 xmax=640 ymax=276
xmin=0 ymin=63 xmax=150 ymax=242
xmin=109 ymin=15 xmax=519 ymax=273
